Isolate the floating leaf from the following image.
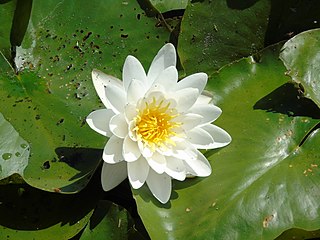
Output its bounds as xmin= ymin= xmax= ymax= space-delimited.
xmin=280 ymin=29 xmax=320 ymax=108
xmin=149 ymin=0 xmax=188 ymax=13
xmin=134 ymin=43 xmax=320 ymax=239
xmin=0 ymin=0 xmax=170 ymax=193
xmin=0 ymin=113 xmax=29 ymax=180
xmin=178 ymin=0 xmax=270 ymax=74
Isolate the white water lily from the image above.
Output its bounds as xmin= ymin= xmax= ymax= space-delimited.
xmin=86 ymin=43 xmax=231 ymax=204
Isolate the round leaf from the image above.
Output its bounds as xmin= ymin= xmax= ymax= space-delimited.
xmin=178 ymin=0 xmax=270 ymax=74
xmin=0 ymin=113 xmax=29 ymax=180
xmin=134 ymin=44 xmax=320 ymax=239
xmin=149 ymin=0 xmax=188 ymax=13
xmin=280 ymin=29 xmax=320 ymax=108
xmin=0 ymin=0 xmax=170 ymax=193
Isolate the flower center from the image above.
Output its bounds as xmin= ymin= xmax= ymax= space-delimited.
xmin=134 ymin=97 xmax=180 ymax=150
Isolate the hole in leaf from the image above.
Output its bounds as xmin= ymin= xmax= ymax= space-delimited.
xmin=42 ymin=161 xmax=50 ymax=170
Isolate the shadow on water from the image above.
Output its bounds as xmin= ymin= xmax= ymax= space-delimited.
xmin=265 ymin=0 xmax=320 ymax=46
xmin=0 ymin=168 xmax=103 ymax=231
xmin=55 ymin=147 xmax=102 ymax=180
xmin=53 ymin=147 xmax=102 ymax=192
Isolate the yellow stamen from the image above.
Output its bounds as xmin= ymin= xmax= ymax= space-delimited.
xmin=134 ymin=97 xmax=180 ymax=151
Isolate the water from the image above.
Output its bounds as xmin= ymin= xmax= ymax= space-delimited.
xmin=2 ymin=153 xmax=12 ymax=160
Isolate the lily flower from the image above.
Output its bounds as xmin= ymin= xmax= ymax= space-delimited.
xmin=86 ymin=43 xmax=231 ymax=203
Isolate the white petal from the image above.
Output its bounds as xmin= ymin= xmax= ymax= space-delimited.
xmin=86 ymin=109 xmax=114 ymax=137
xmin=123 ymin=55 xmax=147 ymax=92
xmin=123 ymin=135 xmax=141 ymax=162
xmin=128 ymin=120 xmax=137 ymax=141
xmin=187 ymin=127 xmax=215 ymax=149
xmin=195 ymin=94 xmax=212 ymax=105
xmin=101 ymin=161 xmax=127 ymax=191
xmin=175 ymin=72 xmax=207 ymax=94
xmin=124 ymin=103 xmax=138 ymax=123
xmin=184 ymin=163 xmax=197 ymax=176
xmin=146 ymin=169 xmax=172 ymax=204
xmin=103 ymin=136 xmax=124 ymax=163
xmin=147 ymin=43 xmax=176 ymax=86
xmin=165 ymin=156 xmax=186 ymax=181
xmin=175 ymin=113 xmax=203 ymax=130
xmin=172 ymin=141 xmax=198 ymax=161
xmin=201 ymin=124 xmax=232 ymax=148
xmin=92 ymin=69 xmax=123 ymax=88
xmin=109 ymin=113 xmax=128 ymax=138
xmin=138 ymin=141 xmax=154 ymax=158
xmin=174 ymin=88 xmax=199 ymax=112
xmin=189 ymin=104 xmax=222 ymax=126
xmin=127 ymin=79 xmax=146 ymax=104
xmin=184 ymin=150 xmax=212 ymax=177
xmin=127 ymin=156 xmax=149 ymax=189
xmin=152 ymin=66 xmax=178 ymax=88
xmin=92 ymin=69 xmax=123 ymax=108
xmin=105 ymin=84 xmax=126 ymax=114
xmin=147 ymin=152 xmax=166 ymax=174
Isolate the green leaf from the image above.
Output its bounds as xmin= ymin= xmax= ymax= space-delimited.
xmin=0 ymin=113 xmax=29 ymax=180
xmin=134 ymin=43 xmax=320 ymax=239
xmin=149 ymin=0 xmax=188 ymax=13
xmin=178 ymin=0 xmax=271 ymax=74
xmin=80 ymin=200 xmax=145 ymax=240
xmin=0 ymin=56 xmax=104 ymax=192
xmin=0 ymin=0 xmax=170 ymax=193
xmin=280 ymin=29 xmax=320 ymax=108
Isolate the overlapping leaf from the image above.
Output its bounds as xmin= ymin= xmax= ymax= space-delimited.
xmin=0 ymin=113 xmax=29 ymax=180
xmin=134 ymin=43 xmax=320 ymax=239
xmin=280 ymin=29 xmax=320 ymax=108
xmin=1 ymin=1 xmax=320 ymax=239
xmin=178 ymin=0 xmax=270 ymax=74
xmin=0 ymin=0 xmax=170 ymax=192
xmin=149 ymin=0 xmax=188 ymax=13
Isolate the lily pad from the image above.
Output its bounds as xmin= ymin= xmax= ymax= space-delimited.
xmin=280 ymin=29 xmax=320 ymax=108
xmin=149 ymin=0 xmax=188 ymax=13
xmin=0 ymin=0 xmax=170 ymax=192
xmin=134 ymin=43 xmax=320 ymax=239
xmin=178 ymin=0 xmax=271 ymax=74
xmin=0 ymin=113 xmax=29 ymax=180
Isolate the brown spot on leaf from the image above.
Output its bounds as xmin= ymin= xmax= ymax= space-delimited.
xmin=263 ymin=214 xmax=274 ymax=228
